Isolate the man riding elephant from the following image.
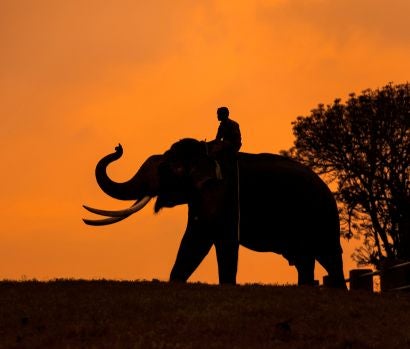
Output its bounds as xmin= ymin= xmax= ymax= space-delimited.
xmin=209 ymin=106 xmax=242 ymax=186
xmin=214 ymin=106 xmax=242 ymax=155
xmin=210 ymin=106 xmax=242 ymax=282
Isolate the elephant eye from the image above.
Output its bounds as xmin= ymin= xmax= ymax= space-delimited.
xmin=174 ymin=166 xmax=185 ymax=176
xmin=159 ymin=160 xmax=187 ymax=178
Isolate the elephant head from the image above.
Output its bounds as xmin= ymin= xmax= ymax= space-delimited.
xmin=83 ymin=139 xmax=223 ymax=225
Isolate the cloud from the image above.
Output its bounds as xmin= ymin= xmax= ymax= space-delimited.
xmin=0 ymin=1 xmax=194 ymax=82
xmin=258 ymin=0 xmax=410 ymax=49
xmin=1 ymin=0 xmax=410 ymax=282
xmin=0 ymin=1 xmax=207 ymax=141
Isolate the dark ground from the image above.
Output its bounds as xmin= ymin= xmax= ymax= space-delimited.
xmin=0 ymin=280 xmax=409 ymax=349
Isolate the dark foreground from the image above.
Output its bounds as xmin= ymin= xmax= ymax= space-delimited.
xmin=0 ymin=280 xmax=410 ymax=349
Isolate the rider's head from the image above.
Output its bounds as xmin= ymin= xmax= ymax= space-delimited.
xmin=217 ymin=106 xmax=229 ymax=121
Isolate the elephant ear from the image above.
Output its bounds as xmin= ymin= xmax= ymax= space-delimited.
xmin=190 ymin=159 xmax=223 ymax=190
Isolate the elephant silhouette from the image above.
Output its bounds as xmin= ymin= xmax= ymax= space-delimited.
xmin=84 ymin=139 xmax=346 ymax=288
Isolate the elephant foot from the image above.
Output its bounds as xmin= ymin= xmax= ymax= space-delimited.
xmin=323 ymin=276 xmax=348 ymax=289
xmin=169 ymin=269 xmax=190 ymax=283
xmin=169 ymin=277 xmax=187 ymax=284
xmin=317 ymin=254 xmax=347 ymax=289
xmin=295 ymin=255 xmax=315 ymax=286
xmin=219 ymin=279 xmax=237 ymax=286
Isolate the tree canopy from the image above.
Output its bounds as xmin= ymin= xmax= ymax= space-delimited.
xmin=286 ymin=83 xmax=410 ymax=267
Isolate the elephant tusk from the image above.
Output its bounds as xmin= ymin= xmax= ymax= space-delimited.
xmin=82 ymin=196 xmax=152 ymax=218
xmin=83 ymin=216 xmax=129 ymax=226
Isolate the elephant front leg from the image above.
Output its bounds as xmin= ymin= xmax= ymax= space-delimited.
xmin=170 ymin=225 xmax=213 ymax=283
xmin=215 ymin=238 xmax=239 ymax=285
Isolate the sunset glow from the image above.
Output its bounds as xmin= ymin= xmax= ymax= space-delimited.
xmin=1 ymin=0 xmax=410 ymax=284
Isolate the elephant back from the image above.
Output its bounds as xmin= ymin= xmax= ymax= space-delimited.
xmin=237 ymin=152 xmax=341 ymax=256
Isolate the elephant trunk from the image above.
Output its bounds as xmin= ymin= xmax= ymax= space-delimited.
xmin=95 ymin=144 xmax=162 ymax=201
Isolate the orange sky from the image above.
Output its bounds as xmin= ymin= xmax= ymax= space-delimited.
xmin=1 ymin=0 xmax=410 ymax=284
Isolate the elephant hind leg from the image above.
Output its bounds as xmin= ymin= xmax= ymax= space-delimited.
xmin=316 ymin=254 xmax=347 ymax=289
xmin=294 ymin=255 xmax=316 ymax=286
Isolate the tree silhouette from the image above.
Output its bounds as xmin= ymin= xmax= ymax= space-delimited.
xmin=285 ymin=83 xmax=410 ymax=267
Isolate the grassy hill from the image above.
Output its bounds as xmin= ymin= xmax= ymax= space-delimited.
xmin=0 ymin=280 xmax=409 ymax=348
